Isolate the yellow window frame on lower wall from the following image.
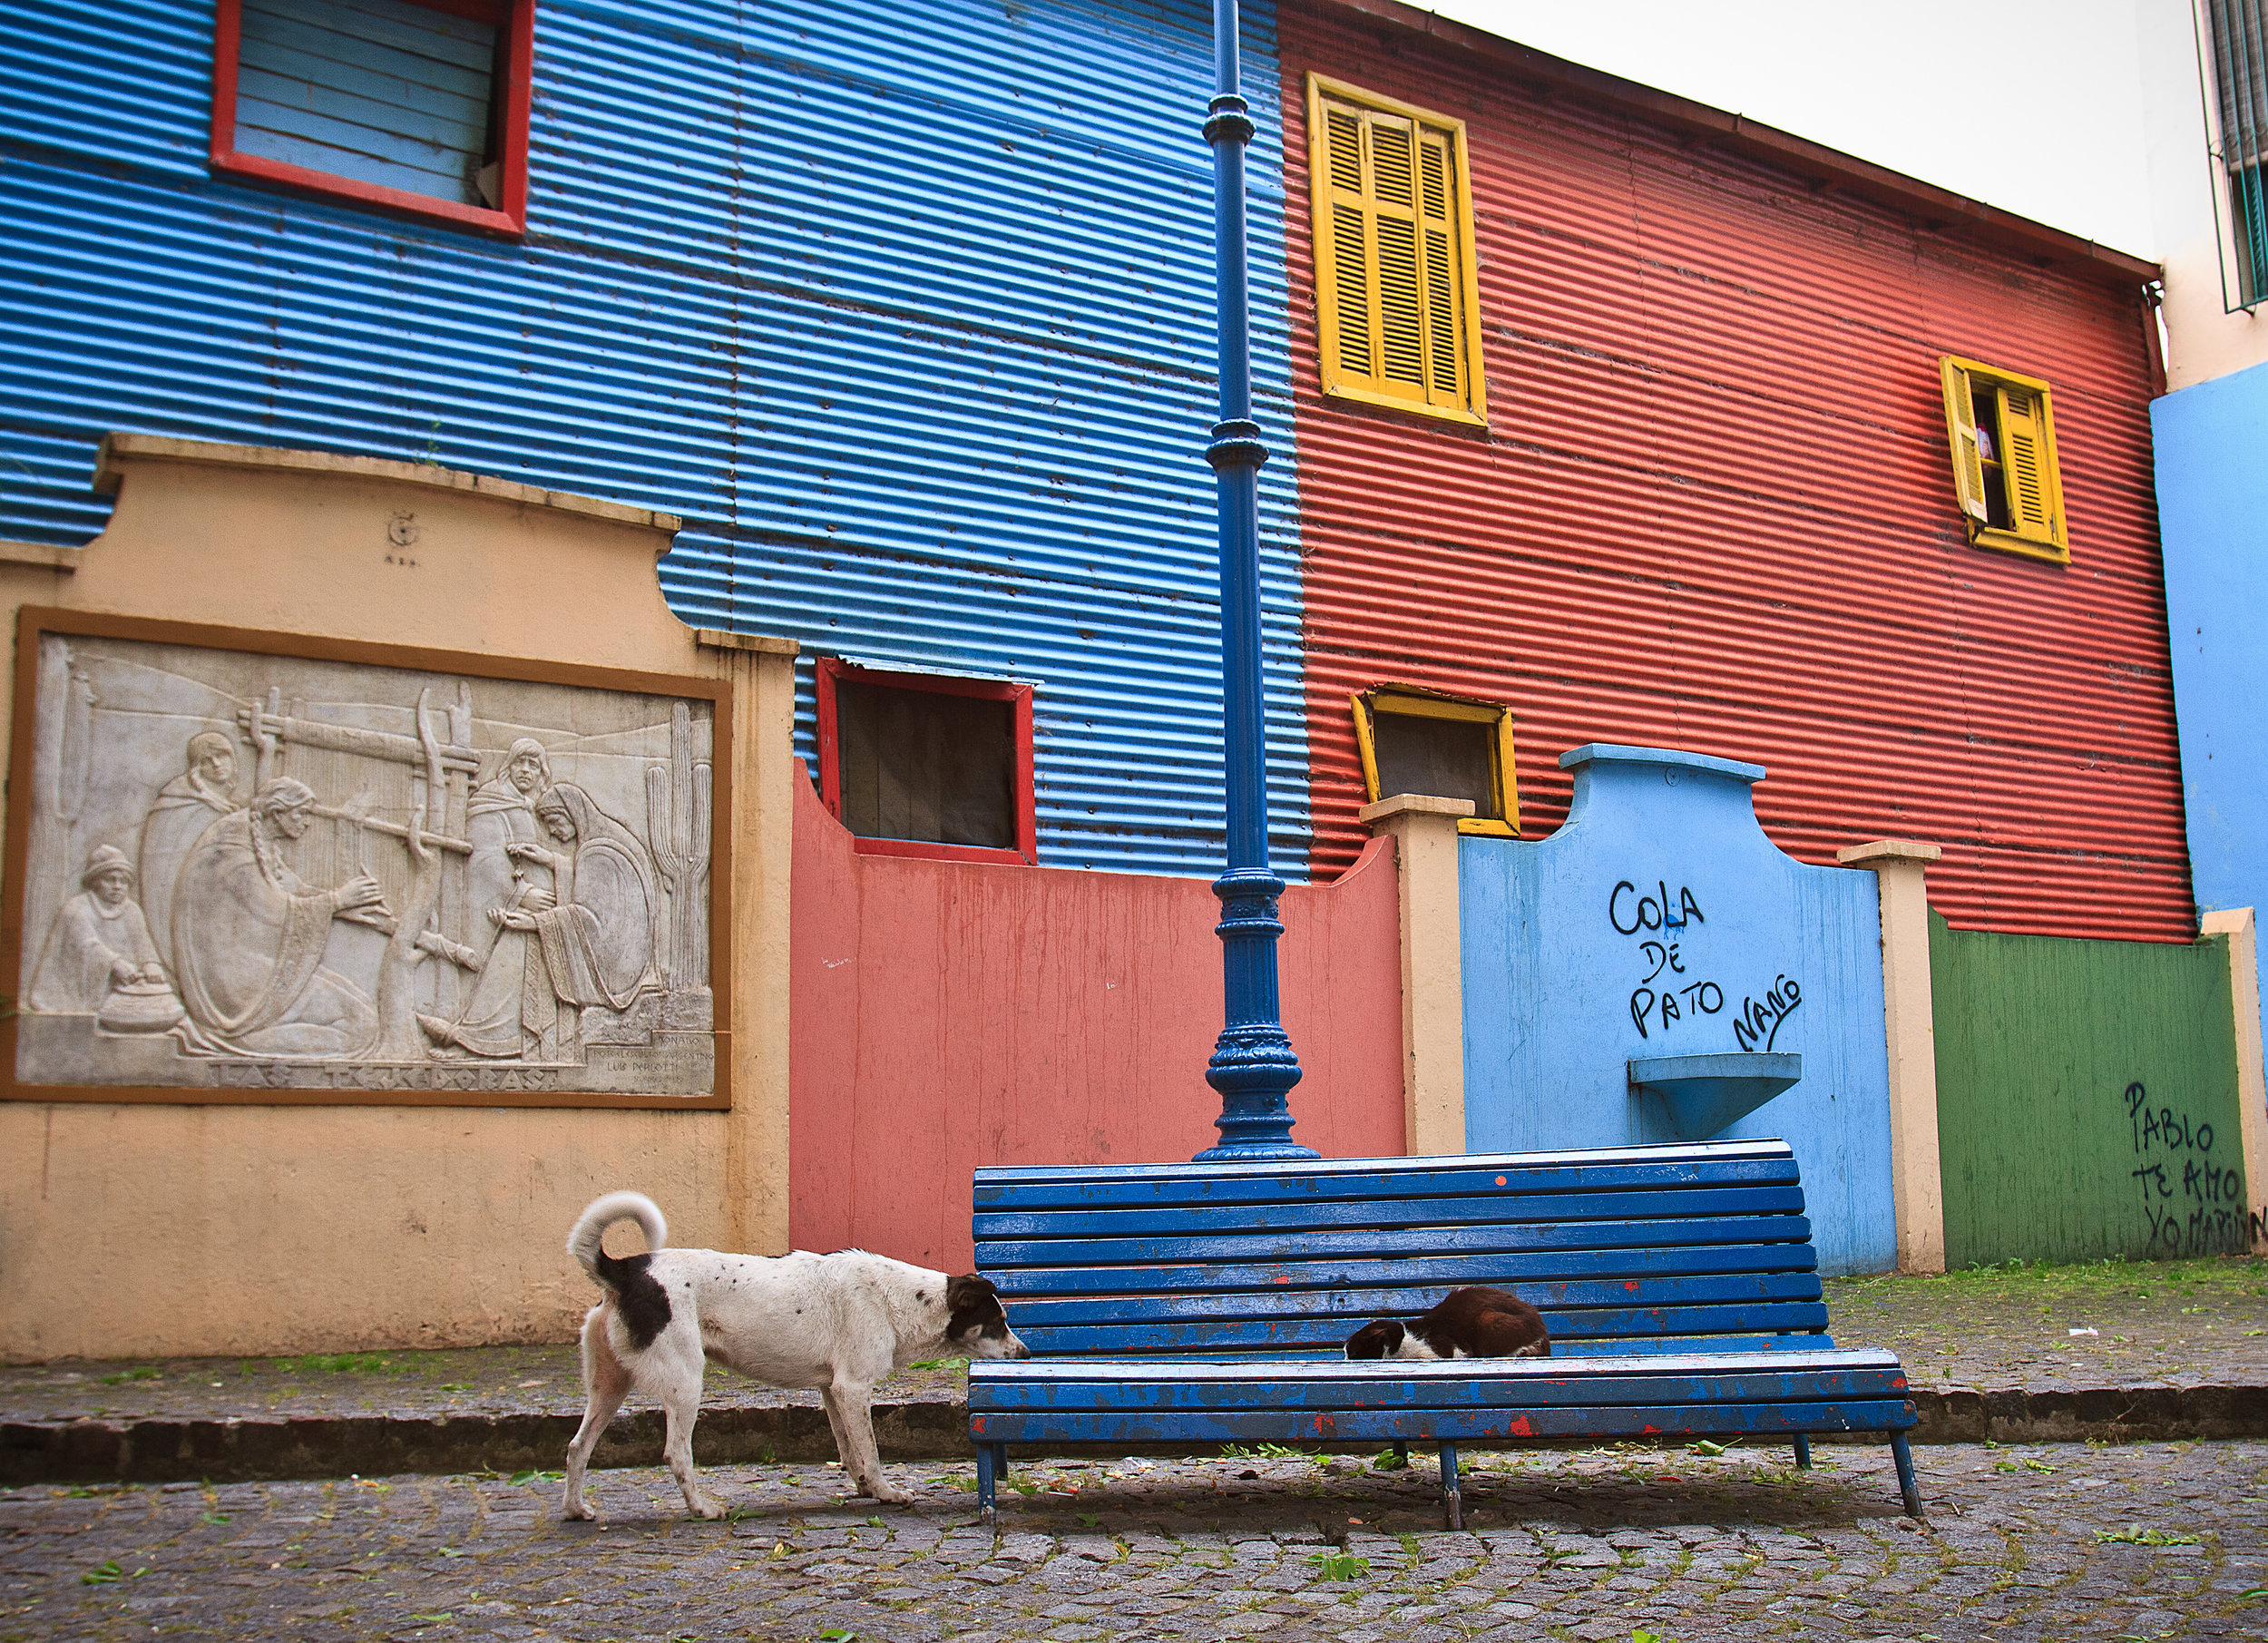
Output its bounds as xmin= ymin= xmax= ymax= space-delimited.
xmin=1350 ymin=686 xmax=1520 ymax=836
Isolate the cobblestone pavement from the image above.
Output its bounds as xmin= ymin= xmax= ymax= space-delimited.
xmin=1827 ymin=1258 xmax=2268 ymax=1393
xmin=5 ymin=1441 xmax=2263 ymax=1641
xmin=6 ymin=1257 xmax=2263 ymax=1429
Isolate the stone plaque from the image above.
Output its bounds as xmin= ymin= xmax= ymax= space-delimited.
xmin=4 ymin=611 xmax=729 ymax=1105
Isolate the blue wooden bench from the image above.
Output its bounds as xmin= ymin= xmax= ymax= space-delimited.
xmin=967 ymin=1138 xmax=1921 ymax=1526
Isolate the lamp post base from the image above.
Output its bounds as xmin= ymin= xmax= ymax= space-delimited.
xmin=1192 ymin=1139 xmax=1324 ymax=1162
xmin=1194 ymin=1021 xmax=1319 ymax=1162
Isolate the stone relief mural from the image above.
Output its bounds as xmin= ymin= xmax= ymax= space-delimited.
xmin=11 ymin=631 xmax=717 ymax=1097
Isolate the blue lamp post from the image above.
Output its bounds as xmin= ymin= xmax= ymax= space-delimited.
xmin=1193 ymin=0 xmax=1317 ymax=1164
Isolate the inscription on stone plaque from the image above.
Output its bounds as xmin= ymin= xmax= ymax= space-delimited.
xmin=9 ymin=627 xmax=719 ymax=1099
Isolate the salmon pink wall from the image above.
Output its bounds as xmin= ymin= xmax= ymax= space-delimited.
xmin=789 ymin=774 xmax=1405 ymax=1271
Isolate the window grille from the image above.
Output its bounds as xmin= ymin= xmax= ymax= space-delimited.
xmin=2204 ymin=0 xmax=2268 ymax=310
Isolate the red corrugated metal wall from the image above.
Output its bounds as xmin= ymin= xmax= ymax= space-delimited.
xmin=1283 ymin=4 xmax=2193 ymax=942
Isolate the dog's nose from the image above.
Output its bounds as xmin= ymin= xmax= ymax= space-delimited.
xmin=1011 ymin=1337 xmax=1032 ymax=1361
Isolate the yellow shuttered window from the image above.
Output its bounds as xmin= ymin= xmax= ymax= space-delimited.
xmin=1938 ymin=356 xmax=2069 ymax=563
xmin=1309 ymin=75 xmax=1486 ymax=425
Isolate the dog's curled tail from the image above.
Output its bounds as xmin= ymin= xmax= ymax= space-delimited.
xmin=568 ymin=1190 xmax=668 ymax=1288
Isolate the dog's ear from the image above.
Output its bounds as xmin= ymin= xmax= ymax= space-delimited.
xmin=1344 ymin=1319 xmax=1402 ymax=1360
xmin=946 ymin=1274 xmax=998 ymax=1312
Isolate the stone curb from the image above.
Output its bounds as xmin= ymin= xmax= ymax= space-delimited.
xmin=0 ymin=1401 xmax=966 ymax=1488
xmin=1903 ymin=1383 xmax=2268 ymax=1444
xmin=6 ymin=1384 xmax=2264 ymax=1486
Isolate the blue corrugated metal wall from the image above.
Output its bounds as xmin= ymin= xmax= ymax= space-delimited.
xmin=0 ymin=0 xmax=1309 ymax=876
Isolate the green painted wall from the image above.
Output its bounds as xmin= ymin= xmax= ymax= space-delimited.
xmin=1931 ymin=914 xmax=2248 ymax=1266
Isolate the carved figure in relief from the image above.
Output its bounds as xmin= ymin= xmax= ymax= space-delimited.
xmin=26 ymin=846 xmax=168 ymax=1014
xmin=170 ymin=777 xmax=390 ymax=1057
xmin=515 ymin=783 xmax=661 ymax=1013
xmin=137 ymin=731 xmax=244 ymax=955
xmin=418 ymin=739 xmax=558 ymax=1058
xmin=466 ymin=739 xmax=554 ymax=951
xmin=418 ymin=781 xmax=660 ymax=1061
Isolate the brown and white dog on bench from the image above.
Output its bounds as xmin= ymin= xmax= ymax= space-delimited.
xmin=562 ymin=1191 xmax=1030 ymax=1521
xmin=1344 ymin=1286 xmax=1551 ymax=1360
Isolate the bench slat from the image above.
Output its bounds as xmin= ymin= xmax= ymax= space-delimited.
xmin=992 ymin=1244 xmax=1820 ymax=1301
xmin=975 ymin=1148 xmax=1798 ymax=1209
xmin=1017 ymin=1302 xmax=1831 ymax=1356
xmin=1012 ymin=1279 xmax=1823 ymax=1325
xmin=967 ymin=1400 xmax=1916 ymax=1445
xmin=973 ymin=1347 xmax=1895 ymax=1381
xmin=976 ymin=1138 xmax=1792 ymax=1184
xmin=974 ymin=1185 xmax=1808 ymax=1240
xmin=972 ymin=1367 xmax=1906 ymax=1413
xmin=1003 ymin=1273 xmax=1825 ymax=1323
xmin=976 ymin=1212 xmax=1813 ymax=1269
xmin=974 ymin=1333 xmax=1832 ymax=1362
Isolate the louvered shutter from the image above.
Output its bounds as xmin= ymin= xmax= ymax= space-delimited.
xmin=1938 ymin=358 xmax=1989 ymax=523
xmin=1418 ymin=132 xmax=1462 ymax=401
xmin=1371 ymin=119 xmax=1428 ymax=390
xmin=1996 ymin=385 xmax=2057 ymax=543
xmin=1311 ymin=80 xmax=1481 ymax=420
xmin=1324 ymin=109 xmax=1374 ymax=378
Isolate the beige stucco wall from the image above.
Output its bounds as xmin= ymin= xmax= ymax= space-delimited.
xmin=1837 ymin=839 xmax=1947 ymax=1275
xmin=0 ymin=437 xmax=796 ymax=1361
xmin=1360 ymin=794 xmax=1472 ymax=1156
xmin=2159 ymin=230 xmax=2268 ymax=390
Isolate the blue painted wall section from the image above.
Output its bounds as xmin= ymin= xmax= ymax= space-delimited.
xmin=1459 ymin=745 xmax=1897 ymax=1276
xmin=2155 ymin=358 xmax=2268 ymax=1059
xmin=0 ymin=0 xmax=1309 ymax=877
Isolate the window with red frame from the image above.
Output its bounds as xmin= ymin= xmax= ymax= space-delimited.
xmin=210 ymin=0 xmax=533 ymax=235
xmin=816 ymin=661 xmax=1037 ymax=866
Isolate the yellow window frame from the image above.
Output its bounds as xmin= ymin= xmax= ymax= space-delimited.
xmin=1307 ymin=73 xmax=1487 ymax=427
xmin=1350 ymin=686 xmax=1519 ymax=836
xmin=1938 ymin=355 xmax=2069 ymax=564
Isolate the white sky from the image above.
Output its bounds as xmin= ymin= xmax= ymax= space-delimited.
xmin=1424 ymin=1 xmax=2159 ymax=258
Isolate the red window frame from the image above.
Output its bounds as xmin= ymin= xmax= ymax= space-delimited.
xmin=815 ymin=659 xmax=1038 ymax=867
xmin=209 ymin=0 xmax=533 ymax=237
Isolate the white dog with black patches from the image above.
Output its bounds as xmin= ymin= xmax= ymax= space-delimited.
xmin=563 ymin=1191 xmax=1030 ymax=1521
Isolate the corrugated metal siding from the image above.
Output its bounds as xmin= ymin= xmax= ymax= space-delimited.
xmin=0 ymin=0 xmax=1311 ymax=877
xmin=1281 ymin=1 xmax=2192 ymax=941
xmin=1931 ymin=914 xmax=2247 ymax=1263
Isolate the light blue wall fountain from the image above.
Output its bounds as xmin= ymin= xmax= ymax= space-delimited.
xmin=1460 ymin=745 xmax=1898 ymax=1275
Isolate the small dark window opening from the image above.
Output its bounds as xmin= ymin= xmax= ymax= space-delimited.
xmin=1970 ymin=386 xmax=2014 ymax=531
xmin=210 ymin=0 xmax=532 ymax=234
xmin=834 ymin=680 xmax=1015 ymax=849
xmin=235 ymin=0 xmax=504 ymax=206
xmin=1372 ymin=712 xmax=1500 ymax=821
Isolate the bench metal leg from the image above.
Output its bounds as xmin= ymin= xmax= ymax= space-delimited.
xmin=1389 ymin=1441 xmax=1410 ymax=1470
xmin=1438 ymin=1443 xmax=1462 ymax=1531
xmin=976 ymin=1443 xmax=1002 ymax=1521
xmin=1793 ymin=1433 xmax=1812 ymax=1470
xmin=1889 ymin=1431 xmax=1923 ymax=1519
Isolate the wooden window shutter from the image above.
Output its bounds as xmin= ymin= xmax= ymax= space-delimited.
xmin=1309 ymin=76 xmax=1484 ymax=425
xmin=1995 ymin=385 xmax=2058 ymax=544
xmin=1938 ymin=358 xmax=1989 ymax=523
xmin=1937 ymin=355 xmax=2069 ymax=563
